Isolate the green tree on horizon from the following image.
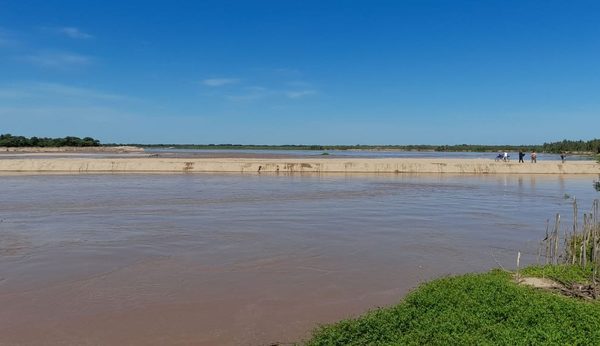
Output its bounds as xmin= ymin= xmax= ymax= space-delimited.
xmin=0 ymin=133 xmax=101 ymax=147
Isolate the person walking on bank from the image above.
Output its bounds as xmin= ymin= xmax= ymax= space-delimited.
xmin=560 ymin=153 xmax=566 ymax=163
xmin=518 ymin=150 xmax=525 ymax=163
xmin=531 ymin=150 xmax=537 ymax=163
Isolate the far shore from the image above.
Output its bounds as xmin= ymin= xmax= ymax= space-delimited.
xmin=0 ymin=146 xmax=144 ymax=153
xmin=0 ymin=157 xmax=598 ymax=174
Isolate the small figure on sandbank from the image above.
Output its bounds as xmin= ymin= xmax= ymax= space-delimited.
xmin=560 ymin=153 xmax=566 ymax=163
xmin=518 ymin=150 xmax=525 ymax=163
xmin=531 ymin=151 xmax=537 ymax=163
xmin=494 ymin=151 xmax=510 ymax=162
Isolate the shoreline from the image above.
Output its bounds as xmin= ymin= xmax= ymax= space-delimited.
xmin=0 ymin=146 xmax=144 ymax=153
xmin=0 ymin=157 xmax=598 ymax=174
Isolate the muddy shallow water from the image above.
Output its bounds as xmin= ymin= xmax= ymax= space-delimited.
xmin=0 ymin=173 xmax=598 ymax=345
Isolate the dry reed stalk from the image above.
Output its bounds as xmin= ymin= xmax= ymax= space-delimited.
xmin=516 ymin=251 xmax=521 ymax=281
xmin=563 ymin=230 xmax=568 ymax=264
xmin=592 ymin=201 xmax=596 ymax=221
xmin=574 ymin=199 xmax=578 ymax=265
xmin=592 ymin=200 xmax=599 ymax=283
xmin=554 ymin=213 xmax=560 ymax=264
xmin=582 ymin=214 xmax=588 ymax=268
xmin=544 ymin=219 xmax=550 ymax=264
xmin=592 ymin=199 xmax=600 ymax=265
xmin=574 ymin=198 xmax=578 ymax=236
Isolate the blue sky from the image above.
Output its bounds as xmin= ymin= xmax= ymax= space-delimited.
xmin=1 ymin=1 xmax=599 ymax=145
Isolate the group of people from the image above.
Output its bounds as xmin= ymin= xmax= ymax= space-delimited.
xmin=517 ymin=150 xmax=539 ymax=163
xmin=495 ymin=150 xmax=538 ymax=163
xmin=495 ymin=151 xmax=567 ymax=163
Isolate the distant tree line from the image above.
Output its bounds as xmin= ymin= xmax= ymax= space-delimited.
xmin=434 ymin=144 xmax=524 ymax=152
xmin=0 ymin=134 xmax=101 ymax=147
xmin=130 ymin=139 xmax=600 ymax=154
xmin=435 ymin=139 xmax=600 ymax=154
xmin=540 ymin=139 xmax=600 ymax=154
xmin=9 ymin=135 xmax=589 ymax=153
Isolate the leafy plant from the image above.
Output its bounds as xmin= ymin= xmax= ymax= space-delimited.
xmin=305 ymin=270 xmax=600 ymax=345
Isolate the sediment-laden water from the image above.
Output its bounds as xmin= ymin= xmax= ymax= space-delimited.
xmin=0 ymin=173 xmax=598 ymax=345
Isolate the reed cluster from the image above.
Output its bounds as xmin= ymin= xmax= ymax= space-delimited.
xmin=539 ymin=199 xmax=600 ymax=281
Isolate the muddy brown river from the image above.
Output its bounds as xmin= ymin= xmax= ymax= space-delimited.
xmin=0 ymin=173 xmax=598 ymax=345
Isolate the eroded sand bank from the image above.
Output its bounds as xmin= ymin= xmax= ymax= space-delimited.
xmin=0 ymin=157 xmax=598 ymax=174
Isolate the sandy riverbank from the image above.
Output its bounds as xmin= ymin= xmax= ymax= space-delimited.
xmin=0 ymin=146 xmax=144 ymax=153
xmin=0 ymin=157 xmax=598 ymax=174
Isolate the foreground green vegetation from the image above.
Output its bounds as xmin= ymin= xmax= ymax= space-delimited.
xmin=305 ymin=268 xmax=600 ymax=345
xmin=0 ymin=134 xmax=100 ymax=147
xmin=127 ymin=138 xmax=600 ymax=154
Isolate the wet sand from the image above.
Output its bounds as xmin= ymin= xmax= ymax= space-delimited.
xmin=0 ymin=157 xmax=598 ymax=174
xmin=1 ymin=173 xmax=598 ymax=345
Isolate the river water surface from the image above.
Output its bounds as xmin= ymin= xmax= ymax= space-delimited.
xmin=0 ymin=173 xmax=598 ymax=345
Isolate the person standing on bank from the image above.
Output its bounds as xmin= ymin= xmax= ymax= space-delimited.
xmin=518 ymin=150 xmax=525 ymax=163
xmin=560 ymin=153 xmax=566 ymax=163
xmin=531 ymin=150 xmax=537 ymax=163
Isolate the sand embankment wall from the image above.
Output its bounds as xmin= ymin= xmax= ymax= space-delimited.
xmin=0 ymin=158 xmax=598 ymax=174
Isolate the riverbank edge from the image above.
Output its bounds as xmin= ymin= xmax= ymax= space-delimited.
xmin=0 ymin=158 xmax=598 ymax=174
xmin=0 ymin=146 xmax=144 ymax=153
xmin=304 ymin=266 xmax=600 ymax=345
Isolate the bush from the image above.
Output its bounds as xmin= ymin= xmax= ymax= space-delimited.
xmin=305 ymin=269 xmax=600 ymax=345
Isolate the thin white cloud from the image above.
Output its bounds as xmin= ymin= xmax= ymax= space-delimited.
xmin=285 ymin=90 xmax=316 ymax=99
xmin=199 ymin=70 xmax=318 ymax=102
xmin=0 ymin=89 xmax=32 ymax=98
xmin=0 ymin=82 xmax=129 ymax=101
xmin=22 ymin=51 xmax=93 ymax=68
xmin=33 ymin=82 xmax=126 ymax=100
xmin=0 ymin=83 xmax=143 ymax=139
xmin=57 ymin=27 xmax=93 ymax=39
xmin=225 ymin=86 xmax=272 ymax=101
xmin=286 ymin=81 xmax=312 ymax=88
xmin=0 ymin=106 xmax=143 ymax=139
xmin=225 ymin=87 xmax=317 ymax=101
xmin=0 ymin=29 xmax=18 ymax=47
xmin=202 ymin=78 xmax=240 ymax=87
xmin=0 ymin=105 xmax=128 ymax=119
xmin=273 ymin=67 xmax=301 ymax=76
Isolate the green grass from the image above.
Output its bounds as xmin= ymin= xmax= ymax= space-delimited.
xmin=521 ymin=264 xmax=593 ymax=286
xmin=305 ymin=269 xmax=600 ymax=345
